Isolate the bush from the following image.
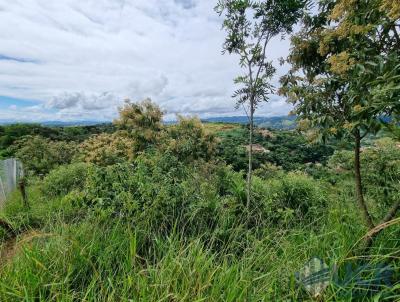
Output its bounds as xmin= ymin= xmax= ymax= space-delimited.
xmin=253 ymin=162 xmax=284 ymax=180
xmin=78 ymin=132 xmax=136 ymax=166
xmin=253 ymin=172 xmax=327 ymax=225
xmin=76 ymin=152 xmax=243 ymax=238
xmin=75 ymin=150 xmax=327 ymax=234
xmin=160 ymin=116 xmax=217 ymax=162
xmin=328 ymin=138 xmax=400 ymax=214
xmin=11 ymin=135 xmax=77 ymax=175
xmin=41 ymin=163 xmax=91 ymax=197
xmin=114 ymin=98 xmax=164 ymax=150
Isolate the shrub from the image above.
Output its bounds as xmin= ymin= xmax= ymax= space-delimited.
xmin=41 ymin=163 xmax=91 ymax=197
xmin=114 ymin=98 xmax=164 ymax=151
xmin=253 ymin=172 xmax=327 ymax=225
xmin=253 ymin=162 xmax=284 ymax=180
xmin=78 ymin=151 xmax=327 ymax=233
xmin=78 ymin=152 xmax=241 ymax=238
xmin=160 ymin=116 xmax=217 ymax=162
xmin=328 ymin=138 xmax=400 ymax=213
xmin=12 ymin=135 xmax=77 ymax=175
xmin=78 ymin=132 xmax=136 ymax=166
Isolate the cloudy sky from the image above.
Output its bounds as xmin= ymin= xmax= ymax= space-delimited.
xmin=0 ymin=0 xmax=293 ymax=122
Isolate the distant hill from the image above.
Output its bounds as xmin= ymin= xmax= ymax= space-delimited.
xmin=0 ymin=120 xmax=107 ymax=127
xmin=40 ymin=121 xmax=106 ymax=127
xmin=202 ymin=115 xmax=297 ymax=129
xmin=0 ymin=116 xmax=297 ymax=129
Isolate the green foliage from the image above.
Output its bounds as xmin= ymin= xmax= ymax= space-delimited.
xmin=216 ymin=0 xmax=306 ymax=110
xmin=216 ymin=126 xmax=248 ymax=171
xmin=58 ymin=123 xmax=116 ymax=141
xmin=0 ymin=123 xmax=117 ymax=159
xmin=0 ymin=124 xmax=57 ymax=159
xmin=114 ymin=98 xmax=163 ymax=151
xmin=329 ymin=138 xmax=400 ymax=216
xmin=253 ymin=162 xmax=284 ymax=180
xmin=78 ymin=132 xmax=136 ymax=166
xmin=1 ymin=131 xmax=399 ymax=300
xmin=253 ymin=172 xmax=327 ymax=225
xmin=41 ymin=163 xmax=91 ymax=197
xmin=1 ymin=1 xmax=399 ymax=299
xmin=161 ymin=116 xmax=217 ymax=162
xmin=0 ymin=124 xmax=58 ymax=151
xmin=280 ymin=0 xmax=400 ymax=228
xmin=77 ymin=153 xmax=239 ymax=237
xmin=217 ymin=0 xmax=308 ymax=206
xmin=2 ymin=167 xmax=398 ymax=301
xmin=281 ymin=0 xmax=400 ymax=141
xmin=11 ymin=136 xmax=77 ymax=175
xmin=217 ymin=126 xmax=334 ymax=171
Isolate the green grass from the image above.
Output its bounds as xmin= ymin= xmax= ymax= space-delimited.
xmin=202 ymin=122 xmax=241 ymax=134
xmin=1 ymin=178 xmax=399 ymax=301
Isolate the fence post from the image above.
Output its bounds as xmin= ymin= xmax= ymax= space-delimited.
xmin=14 ymin=159 xmax=17 ymax=188
xmin=19 ymin=178 xmax=29 ymax=209
xmin=0 ymin=177 xmax=6 ymax=208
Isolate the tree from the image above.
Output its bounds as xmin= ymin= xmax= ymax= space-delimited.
xmin=160 ymin=116 xmax=217 ymax=162
xmin=114 ymin=98 xmax=164 ymax=151
xmin=79 ymin=98 xmax=164 ymax=166
xmin=12 ymin=136 xmax=77 ymax=175
xmin=79 ymin=132 xmax=136 ymax=166
xmin=216 ymin=0 xmax=307 ymax=209
xmin=280 ymin=0 xmax=400 ymax=232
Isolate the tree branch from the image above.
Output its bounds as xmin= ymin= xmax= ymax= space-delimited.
xmin=381 ymin=200 xmax=400 ymax=225
xmin=254 ymin=32 xmax=272 ymax=85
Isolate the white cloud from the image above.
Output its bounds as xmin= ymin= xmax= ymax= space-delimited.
xmin=46 ymin=91 xmax=117 ymax=110
xmin=0 ymin=0 xmax=293 ymax=122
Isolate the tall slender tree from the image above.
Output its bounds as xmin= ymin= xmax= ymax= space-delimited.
xmin=216 ymin=0 xmax=307 ymax=209
xmin=280 ymin=0 xmax=400 ymax=233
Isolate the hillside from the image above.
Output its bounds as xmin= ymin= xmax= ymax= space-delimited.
xmin=202 ymin=115 xmax=297 ymax=129
xmin=0 ymin=0 xmax=399 ymax=299
xmin=0 ymin=101 xmax=399 ymax=301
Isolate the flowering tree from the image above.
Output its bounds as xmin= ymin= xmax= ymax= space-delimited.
xmin=280 ymin=0 xmax=400 ymax=232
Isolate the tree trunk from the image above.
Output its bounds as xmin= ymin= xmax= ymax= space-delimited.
xmin=246 ymin=102 xmax=254 ymax=210
xmin=354 ymin=130 xmax=374 ymax=229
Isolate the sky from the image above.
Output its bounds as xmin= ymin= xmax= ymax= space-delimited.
xmin=0 ymin=0 xmax=294 ymax=122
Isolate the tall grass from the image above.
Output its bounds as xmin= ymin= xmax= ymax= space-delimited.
xmin=0 ymin=178 xmax=399 ymax=301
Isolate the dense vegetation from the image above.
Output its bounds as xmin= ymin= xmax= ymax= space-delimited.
xmin=215 ymin=125 xmax=334 ymax=171
xmin=0 ymin=98 xmax=399 ymax=301
xmin=0 ymin=0 xmax=399 ymax=300
xmin=0 ymin=123 xmax=115 ymax=159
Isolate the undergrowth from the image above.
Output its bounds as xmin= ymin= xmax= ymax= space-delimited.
xmin=0 ymin=157 xmax=399 ymax=301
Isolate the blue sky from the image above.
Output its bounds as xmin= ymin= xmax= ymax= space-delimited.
xmin=0 ymin=0 xmax=293 ymax=122
xmin=0 ymin=96 xmax=38 ymax=109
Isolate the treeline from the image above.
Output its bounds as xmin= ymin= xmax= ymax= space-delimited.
xmin=0 ymin=123 xmax=116 ymax=158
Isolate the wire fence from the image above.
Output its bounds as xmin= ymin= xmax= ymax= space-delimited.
xmin=0 ymin=158 xmax=24 ymax=209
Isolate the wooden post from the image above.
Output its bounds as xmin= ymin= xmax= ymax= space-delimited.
xmin=18 ymin=178 xmax=29 ymax=209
